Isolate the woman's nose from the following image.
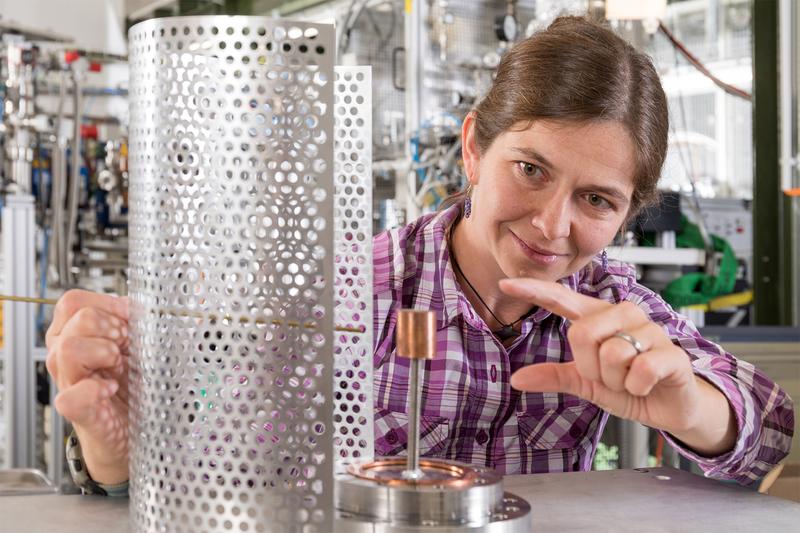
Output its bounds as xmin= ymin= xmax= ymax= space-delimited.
xmin=529 ymin=195 xmax=571 ymax=241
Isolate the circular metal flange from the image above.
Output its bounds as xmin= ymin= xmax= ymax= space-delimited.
xmin=348 ymin=457 xmax=501 ymax=488
xmin=335 ymin=457 xmax=531 ymax=531
xmin=335 ymin=492 xmax=531 ymax=532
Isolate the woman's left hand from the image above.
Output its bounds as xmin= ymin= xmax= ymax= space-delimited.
xmin=499 ymin=278 xmax=731 ymax=445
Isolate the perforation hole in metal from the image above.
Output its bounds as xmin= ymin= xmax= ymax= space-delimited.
xmin=127 ymin=16 xmax=334 ymax=533
xmin=332 ymin=66 xmax=373 ymax=471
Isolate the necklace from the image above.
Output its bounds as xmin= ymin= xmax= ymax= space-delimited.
xmin=449 ymin=247 xmax=534 ymax=341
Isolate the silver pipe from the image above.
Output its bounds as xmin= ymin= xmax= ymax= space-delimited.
xmin=64 ymin=70 xmax=83 ymax=285
xmin=404 ymin=358 xmax=423 ymax=478
xmin=49 ymin=72 xmax=69 ymax=285
xmin=779 ymin=0 xmax=799 ymax=325
xmin=403 ymin=0 xmax=423 ymax=221
xmin=779 ymin=0 xmax=796 ymax=192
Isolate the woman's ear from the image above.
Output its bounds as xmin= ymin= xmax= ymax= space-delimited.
xmin=461 ymin=112 xmax=480 ymax=186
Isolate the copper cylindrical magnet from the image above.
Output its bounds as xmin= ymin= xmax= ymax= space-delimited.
xmin=396 ymin=310 xmax=436 ymax=359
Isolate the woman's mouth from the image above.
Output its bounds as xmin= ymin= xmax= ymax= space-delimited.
xmin=510 ymin=231 xmax=566 ymax=265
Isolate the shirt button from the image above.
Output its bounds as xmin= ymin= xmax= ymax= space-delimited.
xmin=475 ymin=429 xmax=489 ymax=445
xmin=386 ymin=430 xmax=398 ymax=444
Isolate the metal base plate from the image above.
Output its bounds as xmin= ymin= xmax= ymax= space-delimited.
xmin=336 ymin=458 xmax=531 ymax=531
xmin=335 ymin=492 xmax=531 ymax=532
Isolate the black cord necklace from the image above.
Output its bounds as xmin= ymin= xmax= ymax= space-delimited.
xmin=449 ymin=248 xmax=535 ymax=341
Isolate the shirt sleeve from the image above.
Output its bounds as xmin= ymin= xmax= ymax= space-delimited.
xmin=625 ymin=281 xmax=794 ymax=486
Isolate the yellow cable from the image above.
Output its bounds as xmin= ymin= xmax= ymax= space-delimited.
xmin=707 ymin=290 xmax=753 ymax=311
xmin=0 ymin=294 xmax=364 ymax=334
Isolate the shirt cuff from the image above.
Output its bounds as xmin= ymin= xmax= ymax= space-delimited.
xmin=661 ymin=367 xmax=752 ymax=480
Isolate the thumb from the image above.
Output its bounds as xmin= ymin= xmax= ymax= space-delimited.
xmin=511 ymin=362 xmax=581 ymax=396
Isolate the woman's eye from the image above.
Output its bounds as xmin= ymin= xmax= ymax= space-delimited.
xmin=586 ymin=193 xmax=612 ymax=209
xmin=517 ymin=162 xmax=543 ymax=178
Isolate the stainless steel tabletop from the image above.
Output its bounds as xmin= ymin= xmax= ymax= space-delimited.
xmin=503 ymin=467 xmax=800 ymax=532
xmin=0 ymin=467 xmax=798 ymax=532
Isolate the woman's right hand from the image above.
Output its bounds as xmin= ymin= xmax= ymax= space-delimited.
xmin=45 ymin=289 xmax=130 ymax=484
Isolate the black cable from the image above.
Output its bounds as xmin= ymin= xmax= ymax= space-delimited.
xmin=658 ymin=21 xmax=751 ymax=102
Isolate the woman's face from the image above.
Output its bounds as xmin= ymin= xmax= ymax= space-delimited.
xmin=462 ymin=118 xmax=637 ymax=282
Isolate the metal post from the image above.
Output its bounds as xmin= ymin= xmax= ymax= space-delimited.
xmin=49 ymin=376 xmax=65 ymax=486
xmin=779 ymin=0 xmax=799 ymax=325
xmin=9 ymin=128 xmax=32 ymax=193
xmin=3 ymin=37 xmax=36 ymax=194
xmin=405 ymin=358 xmax=422 ymax=475
xmin=404 ymin=0 xmax=423 ymax=221
xmin=753 ymin=0 xmax=792 ymax=325
xmin=618 ymin=419 xmax=650 ymax=469
xmin=2 ymin=194 xmax=37 ymax=468
xmin=49 ymin=71 xmax=70 ymax=285
xmin=64 ymin=67 xmax=84 ymax=285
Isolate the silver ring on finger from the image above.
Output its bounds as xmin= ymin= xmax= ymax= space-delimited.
xmin=613 ymin=331 xmax=644 ymax=355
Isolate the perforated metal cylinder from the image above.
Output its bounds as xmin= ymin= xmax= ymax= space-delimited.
xmin=128 ymin=16 xmax=336 ymax=533
xmin=332 ymin=66 xmax=374 ymax=471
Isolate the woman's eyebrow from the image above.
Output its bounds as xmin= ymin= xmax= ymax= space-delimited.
xmin=510 ymin=147 xmax=555 ymax=170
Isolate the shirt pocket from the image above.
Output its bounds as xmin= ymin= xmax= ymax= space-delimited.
xmin=374 ymin=408 xmax=450 ymax=457
xmin=516 ymin=403 xmax=597 ymax=450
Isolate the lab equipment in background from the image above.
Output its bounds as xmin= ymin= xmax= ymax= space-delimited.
xmin=376 ymin=198 xmax=405 ymax=232
xmin=0 ymin=23 xmax=128 ymax=487
xmin=609 ymin=193 xmax=753 ymax=328
xmin=0 ymin=27 xmax=66 ymax=481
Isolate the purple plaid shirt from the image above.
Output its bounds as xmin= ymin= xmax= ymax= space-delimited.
xmin=372 ymin=204 xmax=794 ymax=484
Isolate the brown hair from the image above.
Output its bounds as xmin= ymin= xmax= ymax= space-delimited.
xmin=459 ymin=16 xmax=668 ymax=219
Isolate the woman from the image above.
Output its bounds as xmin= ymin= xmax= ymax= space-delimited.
xmin=46 ymin=17 xmax=792 ymax=493
xmin=371 ymin=16 xmax=792 ymax=482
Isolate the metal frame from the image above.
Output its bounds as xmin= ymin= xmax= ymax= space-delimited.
xmin=753 ymin=0 xmax=794 ymax=325
xmin=779 ymin=0 xmax=800 ymax=325
xmin=403 ymin=0 xmax=423 ymax=222
xmin=2 ymin=194 xmax=37 ymax=469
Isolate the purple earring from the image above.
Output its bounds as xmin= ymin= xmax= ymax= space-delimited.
xmin=464 ymin=195 xmax=472 ymax=218
xmin=601 ymin=249 xmax=608 ymax=272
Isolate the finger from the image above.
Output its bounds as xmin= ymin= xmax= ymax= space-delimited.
xmin=499 ymin=278 xmax=609 ymax=321
xmin=624 ymin=346 xmax=691 ymax=397
xmin=598 ymin=322 xmax=663 ymax=392
xmin=47 ymin=290 xmax=128 ymax=344
xmin=510 ymin=361 xmax=583 ymax=397
xmin=511 ymin=362 xmax=634 ymax=418
xmin=58 ymin=306 xmax=128 ymax=345
xmin=56 ymin=337 xmax=122 ymax=390
xmin=53 ymin=377 xmax=119 ymax=427
xmin=567 ymin=301 xmax=650 ymax=381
